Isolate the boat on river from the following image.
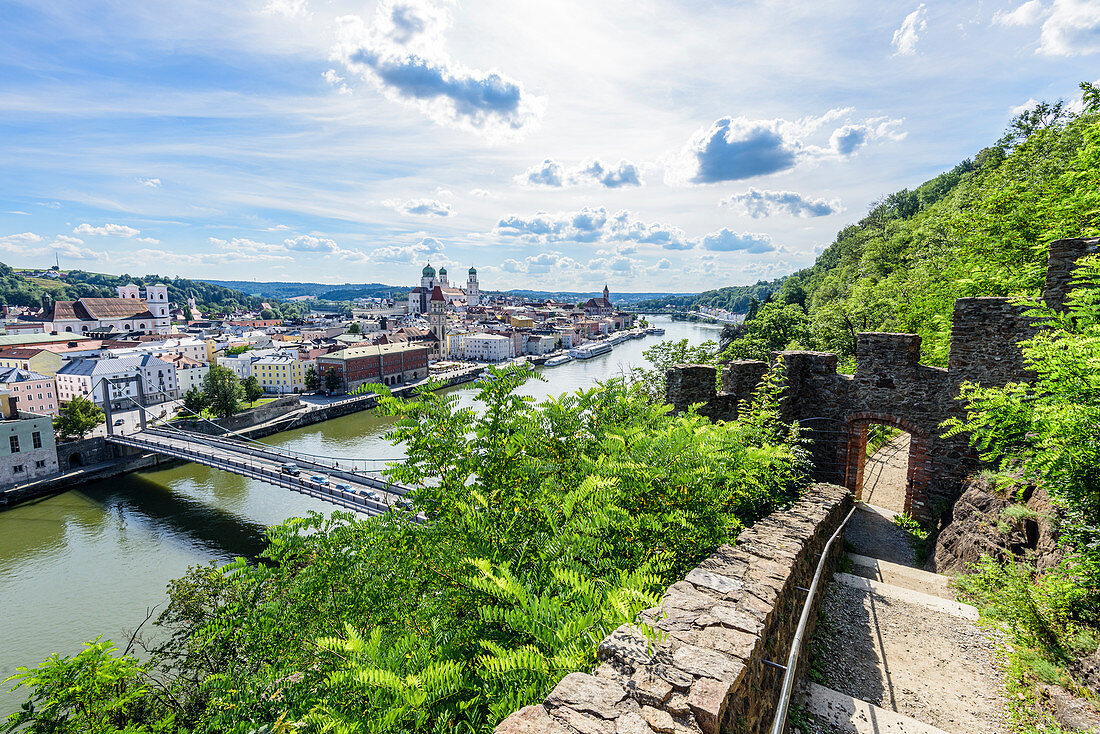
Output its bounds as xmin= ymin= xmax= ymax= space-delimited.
xmin=647 ymin=327 xmax=665 ymax=335
xmin=570 ymin=342 xmax=614 ymax=360
xmin=544 ymin=353 xmax=574 ymax=367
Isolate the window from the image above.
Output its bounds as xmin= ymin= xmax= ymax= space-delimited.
xmin=12 ymin=465 xmax=23 ymax=474
xmin=32 ymin=432 xmax=41 ymax=449
xmin=9 ymin=436 xmax=19 ymax=454
xmin=35 ymin=460 xmax=45 ymax=469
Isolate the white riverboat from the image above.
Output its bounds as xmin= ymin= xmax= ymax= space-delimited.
xmin=544 ymin=353 xmax=574 ymax=367
xmin=647 ymin=327 xmax=665 ymax=335
xmin=570 ymin=342 xmax=614 ymax=360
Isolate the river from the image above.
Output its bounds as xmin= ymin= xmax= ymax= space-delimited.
xmin=0 ymin=316 xmax=720 ymax=715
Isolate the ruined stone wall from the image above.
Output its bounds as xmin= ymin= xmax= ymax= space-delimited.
xmin=664 ymin=238 xmax=1097 ymax=524
xmin=496 ymin=483 xmax=853 ymax=734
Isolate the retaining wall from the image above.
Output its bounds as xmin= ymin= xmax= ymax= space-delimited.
xmin=496 ymin=483 xmax=853 ymax=734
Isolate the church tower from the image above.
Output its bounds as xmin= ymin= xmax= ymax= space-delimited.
xmin=603 ymin=284 xmax=610 ymax=304
xmin=439 ymin=266 xmax=448 ymax=287
xmin=466 ymin=266 xmax=480 ymax=307
xmin=428 ymin=286 xmax=447 ymax=359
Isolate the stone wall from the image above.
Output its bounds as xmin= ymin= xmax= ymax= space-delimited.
xmin=174 ymin=395 xmax=301 ymax=435
xmin=664 ymin=238 xmax=1097 ymax=524
xmin=56 ymin=436 xmax=112 ymax=471
xmin=496 ymin=483 xmax=853 ymax=734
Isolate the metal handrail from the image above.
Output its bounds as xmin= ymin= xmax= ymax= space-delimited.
xmin=768 ymin=503 xmax=858 ymax=734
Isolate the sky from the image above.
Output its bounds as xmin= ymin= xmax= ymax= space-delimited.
xmin=0 ymin=0 xmax=1098 ymax=293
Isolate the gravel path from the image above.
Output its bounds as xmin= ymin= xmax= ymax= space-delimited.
xmin=807 ymin=580 xmax=1010 ymax=734
xmin=844 ymin=505 xmax=918 ymax=568
xmin=862 ymin=434 xmax=910 ymax=513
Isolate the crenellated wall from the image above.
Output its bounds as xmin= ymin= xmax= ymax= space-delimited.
xmin=495 ymin=483 xmax=853 ymax=734
xmin=664 ymin=238 xmax=1097 ymax=524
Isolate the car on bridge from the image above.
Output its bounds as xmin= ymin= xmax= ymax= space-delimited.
xmin=333 ymin=483 xmax=352 ymax=492
xmin=309 ymin=474 xmax=329 ymax=485
xmin=281 ymin=463 xmax=301 ymax=476
xmin=366 ymin=491 xmax=381 ymax=501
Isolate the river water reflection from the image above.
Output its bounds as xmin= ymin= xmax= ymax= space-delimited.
xmin=0 ymin=316 xmax=719 ymax=714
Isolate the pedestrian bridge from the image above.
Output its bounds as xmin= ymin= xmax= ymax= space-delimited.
xmin=106 ymin=427 xmax=413 ymax=517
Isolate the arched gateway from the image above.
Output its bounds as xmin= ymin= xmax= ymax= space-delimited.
xmin=666 ymin=237 xmax=1099 ymax=524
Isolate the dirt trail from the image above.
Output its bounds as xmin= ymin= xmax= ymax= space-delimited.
xmin=862 ymin=433 xmax=909 ymax=513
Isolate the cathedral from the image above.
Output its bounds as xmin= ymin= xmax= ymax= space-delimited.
xmin=408 ymin=264 xmax=480 ymax=315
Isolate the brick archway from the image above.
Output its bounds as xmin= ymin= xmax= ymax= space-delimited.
xmin=840 ymin=411 xmax=932 ymax=515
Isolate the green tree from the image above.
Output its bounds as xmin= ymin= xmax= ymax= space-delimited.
xmin=347 ymin=322 xmax=361 ymax=334
xmin=181 ymin=386 xmax=208 ymax=417
xmin=324 ymin=368 xmax=343 ymax=393
xmin=259 ymin=308 xmax=276 ymax=320
xmin=53 ymin=396 xmax=104 ymax=441
xmin=242 ymin=376 xmax=264 ymax=405
xmin=304 ymin=366 xmax=321 ymax=391
xmin=201 ymin=365 xmax=243 ymax=419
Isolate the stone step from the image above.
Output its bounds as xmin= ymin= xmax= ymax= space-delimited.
xmin=846 ymin=553 xmax=955 ymax=600
xmin=800 ymin=682 xmax=955 ymax=734
xmin=834 ymin=572 xmax=979 ymax=620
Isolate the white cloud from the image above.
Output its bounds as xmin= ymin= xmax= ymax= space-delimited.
xmin=73 ymin=223 xmax=141 ymax=238
xmin=721 ymin=188 xmax=841 ymax=218
xmin=1038 ymin=0 xmax=1100 ymax=56
xmin=665 ymin=109 xmax=903 ymax=185
xmin=892 ymin=4 xmax=928 ymax=56
xmin=469 ymin=188 xmax=494 ymax=198
xmin=371 ymin=236 xmax=446 ymax=263
xmin=135 ymin=236 xmax=160 ymax=244
xmin=1010 ymin=97 xmax=1041 ymax=115
xmin=516 ymin=158 xmax=642 ymax=188
xmin=383 ymin=198 xmax=455 ymax=217
xmin=495 ymin=207 xmax=777 ymax=254
xmin=332 ymin=1 xmax=544 ymax=139
xmin=0 ymin=232 xmax=43 ymax=246
xmin=699 ymin=229 xmax=775 ymax=253
xmin=322 ymin=68 xmax=352 ymax=95
xmin=264 ymin=0 xmax=310 ymax=19
xmin=138 ymin=177 xmax=161 ymax=188
xmin=282 ymin=235 xmax=370 ymax=262
xmin=993 ymin=0 xmax=1048 ymax=26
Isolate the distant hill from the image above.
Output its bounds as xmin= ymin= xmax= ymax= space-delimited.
xmin=0 ymin=265 xmax=303 ymax=318
xmin=203 ymin=280 xmax=694 ymax=305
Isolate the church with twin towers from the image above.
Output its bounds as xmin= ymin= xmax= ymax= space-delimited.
xmin=407 ymin=263 xmax=480 ymax=315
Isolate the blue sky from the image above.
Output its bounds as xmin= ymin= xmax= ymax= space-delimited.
xmin=1 ymin=0 xmax=1098 ymax=292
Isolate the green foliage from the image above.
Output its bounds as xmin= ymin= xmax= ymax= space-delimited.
xmin=181 ymin=386 xmax=209 ymax=417
xmin=2 ymin=638 xmax=176 ymax=733
xmin=201 ymin=364 xmax=244 ymax=419
xmin=891 ymin=512 xmax=930 ymax=561
xmin=53 ymin=395 xmax=104 ymax=441
xmin=720 ymin=303 xmax=810 ymax=361
xmin=224 ymin=345 xmax=252 ymax=356
xmin=9 ymin=365 xmax=807 ymax=733
xmin=627 ymin=338 xmax=719 ymax=401
xmin=347 ymin=322 xmax=361 ymax=335
xmin=242 ymin=376 xmax=264 ymax=405
xmin=304 ymin=366 xmax=321 ymax=391
xmin=324 ymin=369 xmax=343 ymax=393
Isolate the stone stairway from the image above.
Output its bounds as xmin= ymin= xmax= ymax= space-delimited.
xmin=796 ymin=503 xmax=1009 ymax=734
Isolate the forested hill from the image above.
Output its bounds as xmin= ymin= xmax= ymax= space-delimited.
xmin=0 ymin=264 xmax=305 ymax=318
xmin=721 ymin=85 xmax=1100 ymax=369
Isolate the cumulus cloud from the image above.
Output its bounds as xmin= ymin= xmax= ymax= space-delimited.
xmin=0 ymin=232 xmax=43 ymax=246
xmin=332 ymin=0 xmax=543 ymax=138
xmin=371 ymin=236 xmax=446 ymax=264
xmin=666 ymin=109 xmax=903 ymax=184
xmin=720 ymin=188 xmax=841 ymax=218
xmin=1038 ymin=0 xmax=1100 ymax=55
xmin=322 ymin=68 xmax=353 ymax=95
xmin=892 ymin=4 xmax=928 ymax=56
xmin=73 ymin=223 xmax=141 ymax=238
xmin=281 ymin=235 xmax=370 ymax=262
xmin=656 ymin=258 xmax=672 ymax=270
xmin=700 ymin=229 xmax=775 ymax=254
xmin=384 ymin=198 xmax=454 ymax=217
xmin=264 ymin=0 xmax=310 ymax=19
xmin=516 ymin=158 xmax=642 ymax=188
xmin=495 ymin=207 xmax=775 ymax=254
xmin=469 ymin=188 xmax=494 ymax=198
xmin=994 ymin=0 xmax=1048 ymax=25
xmin=0 ymin=233 xmax=102 ymax=262
xmin=496 ymin=207 xmax=692 ymax=250
xmin=138 ymin=177 xmax=161 ymax=188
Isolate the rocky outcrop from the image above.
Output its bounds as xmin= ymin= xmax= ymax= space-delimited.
xmin=925 ymin=473 xmax=1061 ymax=575
xmin=495 ymin=484 xmax=853 ymax=734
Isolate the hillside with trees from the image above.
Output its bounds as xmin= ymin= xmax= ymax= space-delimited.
xmin=0 ymin=265 xmax=307 ymax=319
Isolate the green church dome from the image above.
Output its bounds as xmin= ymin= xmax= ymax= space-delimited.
xmin=422 ymin=263 xmax=436 ymax=277
xmin=468 ymin=266 xmax=477 ymax=275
